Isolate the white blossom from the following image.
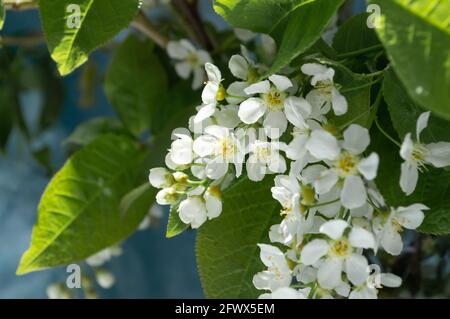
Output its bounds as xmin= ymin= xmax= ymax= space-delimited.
xmin=301 ymin=63 xmax=348 ymax=116
xmin=167 ymin=39 xmax=212 ymax=89
xmin=400 ymin=111 xmax=450 ymax=195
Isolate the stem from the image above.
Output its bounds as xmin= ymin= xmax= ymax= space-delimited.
xmin=308 ymin=198 xmax=340 ymax=209
xmin=374 ymin=117 xmax=402 ymax=147
xmin=337 ymin=44 xmax=384 ymax=59
xmin=340 ymin=77 xmax=383 ymax=93
xmin=0 ymin=34 xmax=45 ymax=47
xmin=171 ymin=0 xmax=216 ymax=51
xmin=131 ymin=11 xmax=168 ymax=49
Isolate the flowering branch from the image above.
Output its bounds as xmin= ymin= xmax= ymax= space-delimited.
xmin=171 ymin=0 xmax=216 ymax=51
xmin=131 ymin=11 xmax=169 ymax=49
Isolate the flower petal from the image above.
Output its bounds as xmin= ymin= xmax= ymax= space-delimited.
xmin=300 ymin=239 xmax=329 ymax=265
xmin=194 ymin=103 xmax=216 ymax=123
xmin=320 ymin=219 xmax=348 ymax=240
xmin=175 ymin=62 xmax=191 ymax=79
xmin=357 ymin=152 xmax=379 ymax=180
xmin=318 ymin=258 xmax=343 ymax=289
xmin=229 ymin=54 xmax=249 ymax=80
xmin=345 ymin=253 xmax=369 ymax=286
xmin=268 ymin=74 xmax=293 ymax=92
xmin=331 ymin=87 xmax=348 ymax=115
xmin=284 ymin=96 xmax=312 ymax=128
xmin=205 ymin=62 xmax=222 ymax=83
xmin=193 ymin=135 xmax=216 ymax=157
xmin=343 ymin=124 xmax=370 ymax=155
xmin=349 ymin=227 xmax=375 ymax=249
xmin=238 ymin=98 xmax=267 ymax=124
xmin=306 ymin=130 xmax=340 ymax=160
xmin=400 ymin=161 xmax=418 ymax=195
xmin=425 ymin=142 xmax=450 ymax=167
xmin=244 ymin=80 xmax=271 ymax=95
xmin=341 ymin=176 xmax=367 ymax=209
xmin=416 ymin=111 xmax=430 ymax=142
xmin=263 ymin=111 xmax=288 ymax=139
xmin=314 ymin=170 xmax=339 ymax=195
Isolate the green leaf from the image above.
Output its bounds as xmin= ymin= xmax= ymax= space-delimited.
xmin=166 ymin=205 xmax=188 ymax=238
xmin=39 ymin=0 xmax=140 ymax=75
xmin=213 ymin=0 xmax=305 ymax=34
xmin=0 ymin=0 xmax=5 ymax=30
xmin=214 ymin=0 xmax=343 ymax=75
xmin=332 ymin=12 xmax=381 ymax=55
xmin=17 ymin=134 xmax=149 ymax=275
xmin=104 ymin=35 xmax=167 ymax=136
xmin=267 ymin=0 xmax=344 ymax=74
xmin=384 ymin=68 xmax=450 ymax=143
xmin=371 ymin=0 xmax=450 ymax=119
xmin=197 ymin=176 xmax=281 ymax=298
xmin=64 ymin=117 xmax=123 ymax=146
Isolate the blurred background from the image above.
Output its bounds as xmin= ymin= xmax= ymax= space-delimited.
xmin=1 ymin=0 xmax=448 ymax=299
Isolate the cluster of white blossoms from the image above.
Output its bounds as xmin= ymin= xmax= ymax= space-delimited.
xmin=149 ymin=48 xmax=450 ymax=298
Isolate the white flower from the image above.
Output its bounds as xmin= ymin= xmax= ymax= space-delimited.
xmin=300 ymin=220 xmax=375 ymax=289
xmin=167 ymin=39 xmax=212 ymax=90
xmin=193 ymin=125 xmax=245 ymax=180
xmin=194 ymin=63 xmax=224 ymax=123
xmin=400 ymin=111 xmax=450 ymax=195
xmin=46 ymin=283 xmax=71 ymax=299
xmin=301 ymin=63 xmax=348 ymax=116
xmin=253 ymin=244 xmax=292 ymax=291
xmin=156 ymin=187 xmax=180 ymax=205
xmin=149 ymin=168 xmax=174 ymax=188
xmin=170 ymin=133 xmax=194 ymax=166
xmin=86 ymin=246 xmax=122 ymax=267
xmin=178 ymin=187 xmax=222 ymax=229
xmin=95 ymin=269 xmax=115 ymax=289
xmin=259 ymin=287 xmax=310 ymax=299
xmin=238 ymin=75 xmax=297 ymax=138
xmin=310 ymin=124 xmax=379 ymax=209
xmin=373 ymin=204 xmax=428 ymax=256
xmin=247 ymin=140 xmax=287 ymax=181
xmin=349 ymin=272 xmax=402 ymax=299
xmin=271 ymin=174 xmax=300 ymax=215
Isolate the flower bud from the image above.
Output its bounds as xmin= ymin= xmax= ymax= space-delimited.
xmin=149 ymin=168 xmax=174 ymax=188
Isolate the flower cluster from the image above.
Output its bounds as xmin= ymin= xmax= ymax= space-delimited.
xmin=150 ymin=49 xmax=450 ymax=298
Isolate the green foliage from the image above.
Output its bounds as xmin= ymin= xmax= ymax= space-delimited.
xmin=166 ymin=205 xmax=188 ymax=238
xmin=197 ymin=177 xmax=281 ymax=298
xmin=214 ymin=0 xmax=343 ymax=74
xmin=64 ymin=117 xmax=123 ymax=147
xmin=332 ymin=12 xmax=380 ymax=55
xmin=372 ymin=77 xmax=450 ymax=235
xmin=213 ymin=0 xmax=305 ymax=34
xmin=371 ymin=0 xmax=450 ymax=120
xmin=104 ymin=35 xmax=168 ymax=136
xmin=384 ymin=68 xmax=450 ymax=143
xmin=0 ymin=0 xmax=5 ymax=30
xmin=17 ymin=134 xmax=152 ymax=275
xmin=39 ymin=0 xmax=140 ymax=75
xmin=268 ymin=0 xmax=344 ymax=74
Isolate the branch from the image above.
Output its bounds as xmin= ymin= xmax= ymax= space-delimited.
xmin=171 ymin=0 xmax=216 ymax=51
xmin=131 ymin=11 xmax=168 ymax=49
xmin=3 ymin=0 xmax=38 ymax=10
xmin=0 ymin=34 xmax=45 ymax=47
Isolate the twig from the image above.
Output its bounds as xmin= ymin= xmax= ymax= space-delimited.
xmin=131 ymin=11 xmax=168 ymax=49
xmin=171 ymin=0 xmax=215 ymax=51
xmin=0 ymin=34 xmax=45 ymax=47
